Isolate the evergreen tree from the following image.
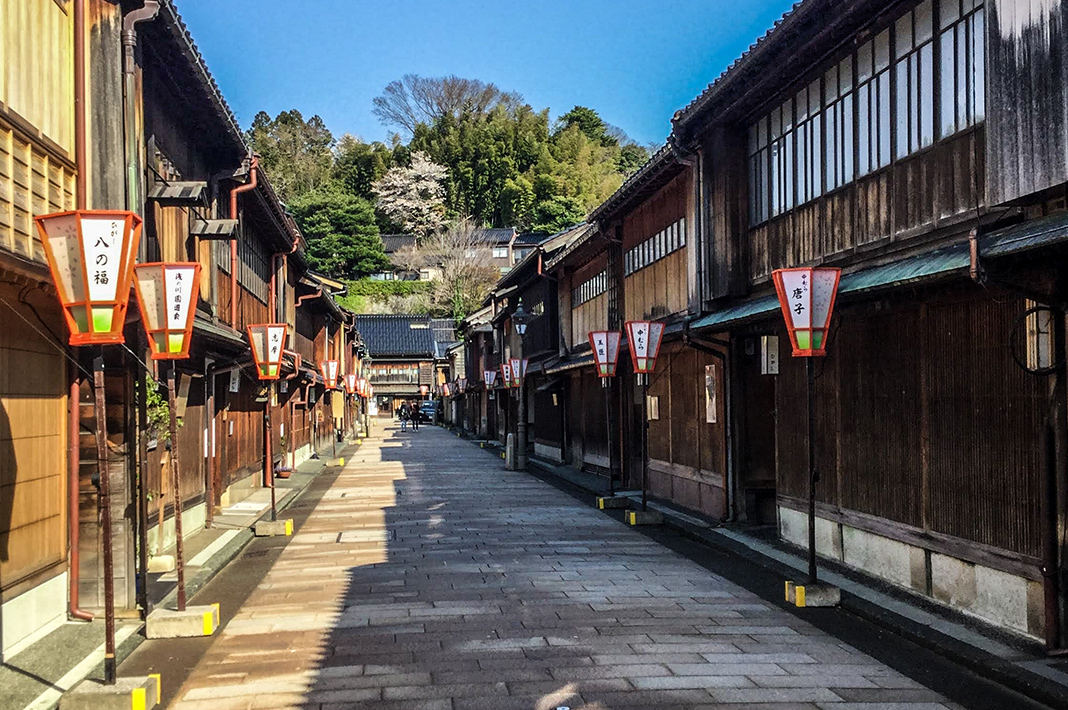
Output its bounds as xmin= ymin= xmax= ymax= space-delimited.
xmin=288 ymin=186 xmax=389 ymax=279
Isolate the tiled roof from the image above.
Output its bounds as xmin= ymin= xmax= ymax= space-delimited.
xmin=475 ymin=228 xmax=516 ymax=244
xmin=380 ymin=234 xmax=418 ymax=253
xmin=161 ymin=1 xmax=247 ymax=154
xmin=354 ymin=315 xmax=435 ymax=358
xmin=513 ymin=231 xmax=550 ymax=245
xmin=672 ymin=0 xmax=811 ymax=130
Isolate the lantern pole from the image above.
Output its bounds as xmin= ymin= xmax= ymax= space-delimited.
xmin=267 ymin=382 xmax=276 ymax=522
xmin=167 ymin=364 xmax=187 ymax=610
xmin=92 ymin=354 xmax=118 ymax=685
xmin=640 ymin=372 xmax=650 ymax=512
xmin=603 ymin=376 xmax=614 ymax=496
xmin=807 ymin=357 xmax=818 ymax=584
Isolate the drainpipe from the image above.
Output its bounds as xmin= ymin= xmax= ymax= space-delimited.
xmin=270 ymin=238 xmax=299 ymax=323
xmin=296 ymin=289 xmax=323 ymax=309
xmin=229 ymin=156 xmax=259 ymax=327
xmin=122 ymin=1 xmax=159 ymax=214
xmin=67 ymin=0 xmax=93 ymax=624
xmin=68 ymin=374 xmax=93 ymax=621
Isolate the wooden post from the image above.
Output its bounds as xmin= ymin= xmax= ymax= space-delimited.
xmin=168 ymin=366 xmax=186 ymax=611
xmin=92 ymin=355 xmax=117 ymax=685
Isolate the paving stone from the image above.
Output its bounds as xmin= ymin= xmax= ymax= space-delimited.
xmin=166 ymin=424 xmax=955 ymax=710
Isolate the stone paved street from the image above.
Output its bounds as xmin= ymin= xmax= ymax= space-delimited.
xmin=163 ymin=423 xmax=962 ymax=710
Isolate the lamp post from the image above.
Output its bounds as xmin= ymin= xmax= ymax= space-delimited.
xmin=589 ymin=331 xmax=622 ymax=495
xmin=132 ymin=262 xmax=200 ymax=613
xmin=34 ymin=210 xmax=143 ymax=685
xmin=512 ymin=298 xmax=534 ymax=470
xmin=625 ymin=320 xmax=664 ymax=512
xmin=772 ymin=267 xmax=841 ymax=586
xmin=248 ymin=323 xmax=288 ymax=522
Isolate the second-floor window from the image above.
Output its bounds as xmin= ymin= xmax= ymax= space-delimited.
xmin=624 ymin=218 xmax=687 ymax=276
xmin=492 ymin=247 xmax=509 ymax=259
xmin=748 ymin=0 xmax=985 ymax=226
xmin=369 ymin=365 xmax=419 ymax=383
xmin=572 ymin=270 xmax=606 ymax=307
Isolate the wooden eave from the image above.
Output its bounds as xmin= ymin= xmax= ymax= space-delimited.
xmin=673 ymin=0 xmax=917 ymax=140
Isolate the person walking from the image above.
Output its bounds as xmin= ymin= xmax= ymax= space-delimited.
xmin=399 ymin=401 xmax=411 ymax=431
xmin=410 ymin=399 xmax=421 ymax=431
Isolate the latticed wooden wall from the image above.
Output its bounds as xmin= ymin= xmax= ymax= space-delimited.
xmin=0 ymin=119 xmax=77 ymax=264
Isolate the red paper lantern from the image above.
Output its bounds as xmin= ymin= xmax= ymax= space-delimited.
xmin=588 ymin=330 xmax=622 ymax=378
xmin=625 ymin=320 xmax=664 ymax=374
xmin=132 ymin=262 xmax=201 ymax=360
xmin=34 ymin=210 xmax=143 ymax=345
xmin=247 ymin=324 xmax=288 ymax=380
xmin=771 ymin=267 xmax=841 ymax=357
xmin=320 ymin=360 xmax=339 ymax=389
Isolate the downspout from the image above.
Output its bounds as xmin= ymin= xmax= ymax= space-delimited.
xmin=67 ymin=0 xmax=93 ymax=623
xmin=296 ymin=289 xmax=323 ymax=308
xmin=229 ymin=156 xmax=258 ymax=327
xmin=122 ymin=1 xmax=160 ymax=214
xmin=270 ymin=238 xmax=299 ymax=323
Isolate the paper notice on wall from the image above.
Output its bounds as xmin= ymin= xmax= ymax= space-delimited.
xmin=705 ymin=364 xmax=717 ymax=424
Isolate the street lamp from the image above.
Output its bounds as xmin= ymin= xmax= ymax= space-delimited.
xmin=320 ymin=359 xmax=339 ymax=389
xmin=34 ymin=209 xmax=143 ymax=685
xmin=589 ymin=330 xmax=622 ymax=495
xmin=625 ymin=320 xmax=665 ymax=512
xmin=35 ymin=210 xmax=143 ymax=344
xmin=132 ymin=262 xmax=201 ymax=616
xmin=248 ymin=323 xmax=288 ymax=521
xmin=511 ymin=298 xmax=535 ymax=470
xmin=772 ymin=267 xmax=841 ymax=591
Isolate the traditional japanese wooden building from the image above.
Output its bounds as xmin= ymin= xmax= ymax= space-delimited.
xmin=665 ymin=0 xmax=1067 ymax=644
xmin=355 ymin=314 xmax=436 ymax=416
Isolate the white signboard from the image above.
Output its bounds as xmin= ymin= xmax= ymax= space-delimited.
xmin=165 ymin=265 xmax=196 ymax=328
xmin=266 ymin=325 xmax=286 ymax=363
xmin=81 ymin=216 xmax=125 ymax=302
xmin=761 ymin=335 xmax=779 ymax=375
xmin=229 ymin=370 xmax=241 ymax=393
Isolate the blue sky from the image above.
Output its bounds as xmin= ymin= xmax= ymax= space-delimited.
xmin=176 ymin=0 xmax=797 ymax=147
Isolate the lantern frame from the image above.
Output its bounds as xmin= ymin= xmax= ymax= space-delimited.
xmin=34 ymin=209 xmax=143 ymax=345
xmin=625 ymin=320 xmax=665 ymax=374
xmin=132 ymin=262 xmax=201 ymax=360
xmin=588 ymin=330 xmax=622 ymax=378
xmin=357 ymin=377 xmax=368 ymax=397
xmin=509 ymin=358 xmax=528 ymax=387
xmin=344 ymin=373 xmax=357 ymax=394
xmin=499 ymin=363 xmax=512 ymax=388
xmin=320 ymin=360 xmax=340 ymax=389
xmin=247 ymin=323 xmax=288 ymax=380
xmin=771 ymin=267 xmax=841 ymax=357
xmin=484 ymin=370 xmax=497 ymax=388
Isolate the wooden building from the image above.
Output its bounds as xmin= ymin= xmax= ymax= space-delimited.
xmin=457 ymin=304 xmax=496 ymax=440
xmin=355 ymin=315 xmax=435 ymax=416
xmin=0 ymin=0 xmax=79 ymax=659
xmin=512 ymin=0 xmax=1068 ymax=647
xmin=0 ymin=0 xmax=363 ymax=658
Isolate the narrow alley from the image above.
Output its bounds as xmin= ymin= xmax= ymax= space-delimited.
xmin=118 ymin=423 xmax=1000 ymax=710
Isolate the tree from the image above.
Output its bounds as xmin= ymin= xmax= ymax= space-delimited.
xmin=555 ymin=105 xmax=615 ymax=147
xmin=288 ymin=186 xmax=389 ymax=279
xmin=372 ymin=152 xmax=449 ymax=239
xmin=373 ymin=74 xmax=524 ymax=136
xmin=247 ymin=110 xmax=335 ymax=202
xmin=332 ymin=134 xmax=397 ymax=200
xmin=390 ymin=243 xmax=425 ymax=277
xmin=421 ymin=218 xmax=501 ymax=320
